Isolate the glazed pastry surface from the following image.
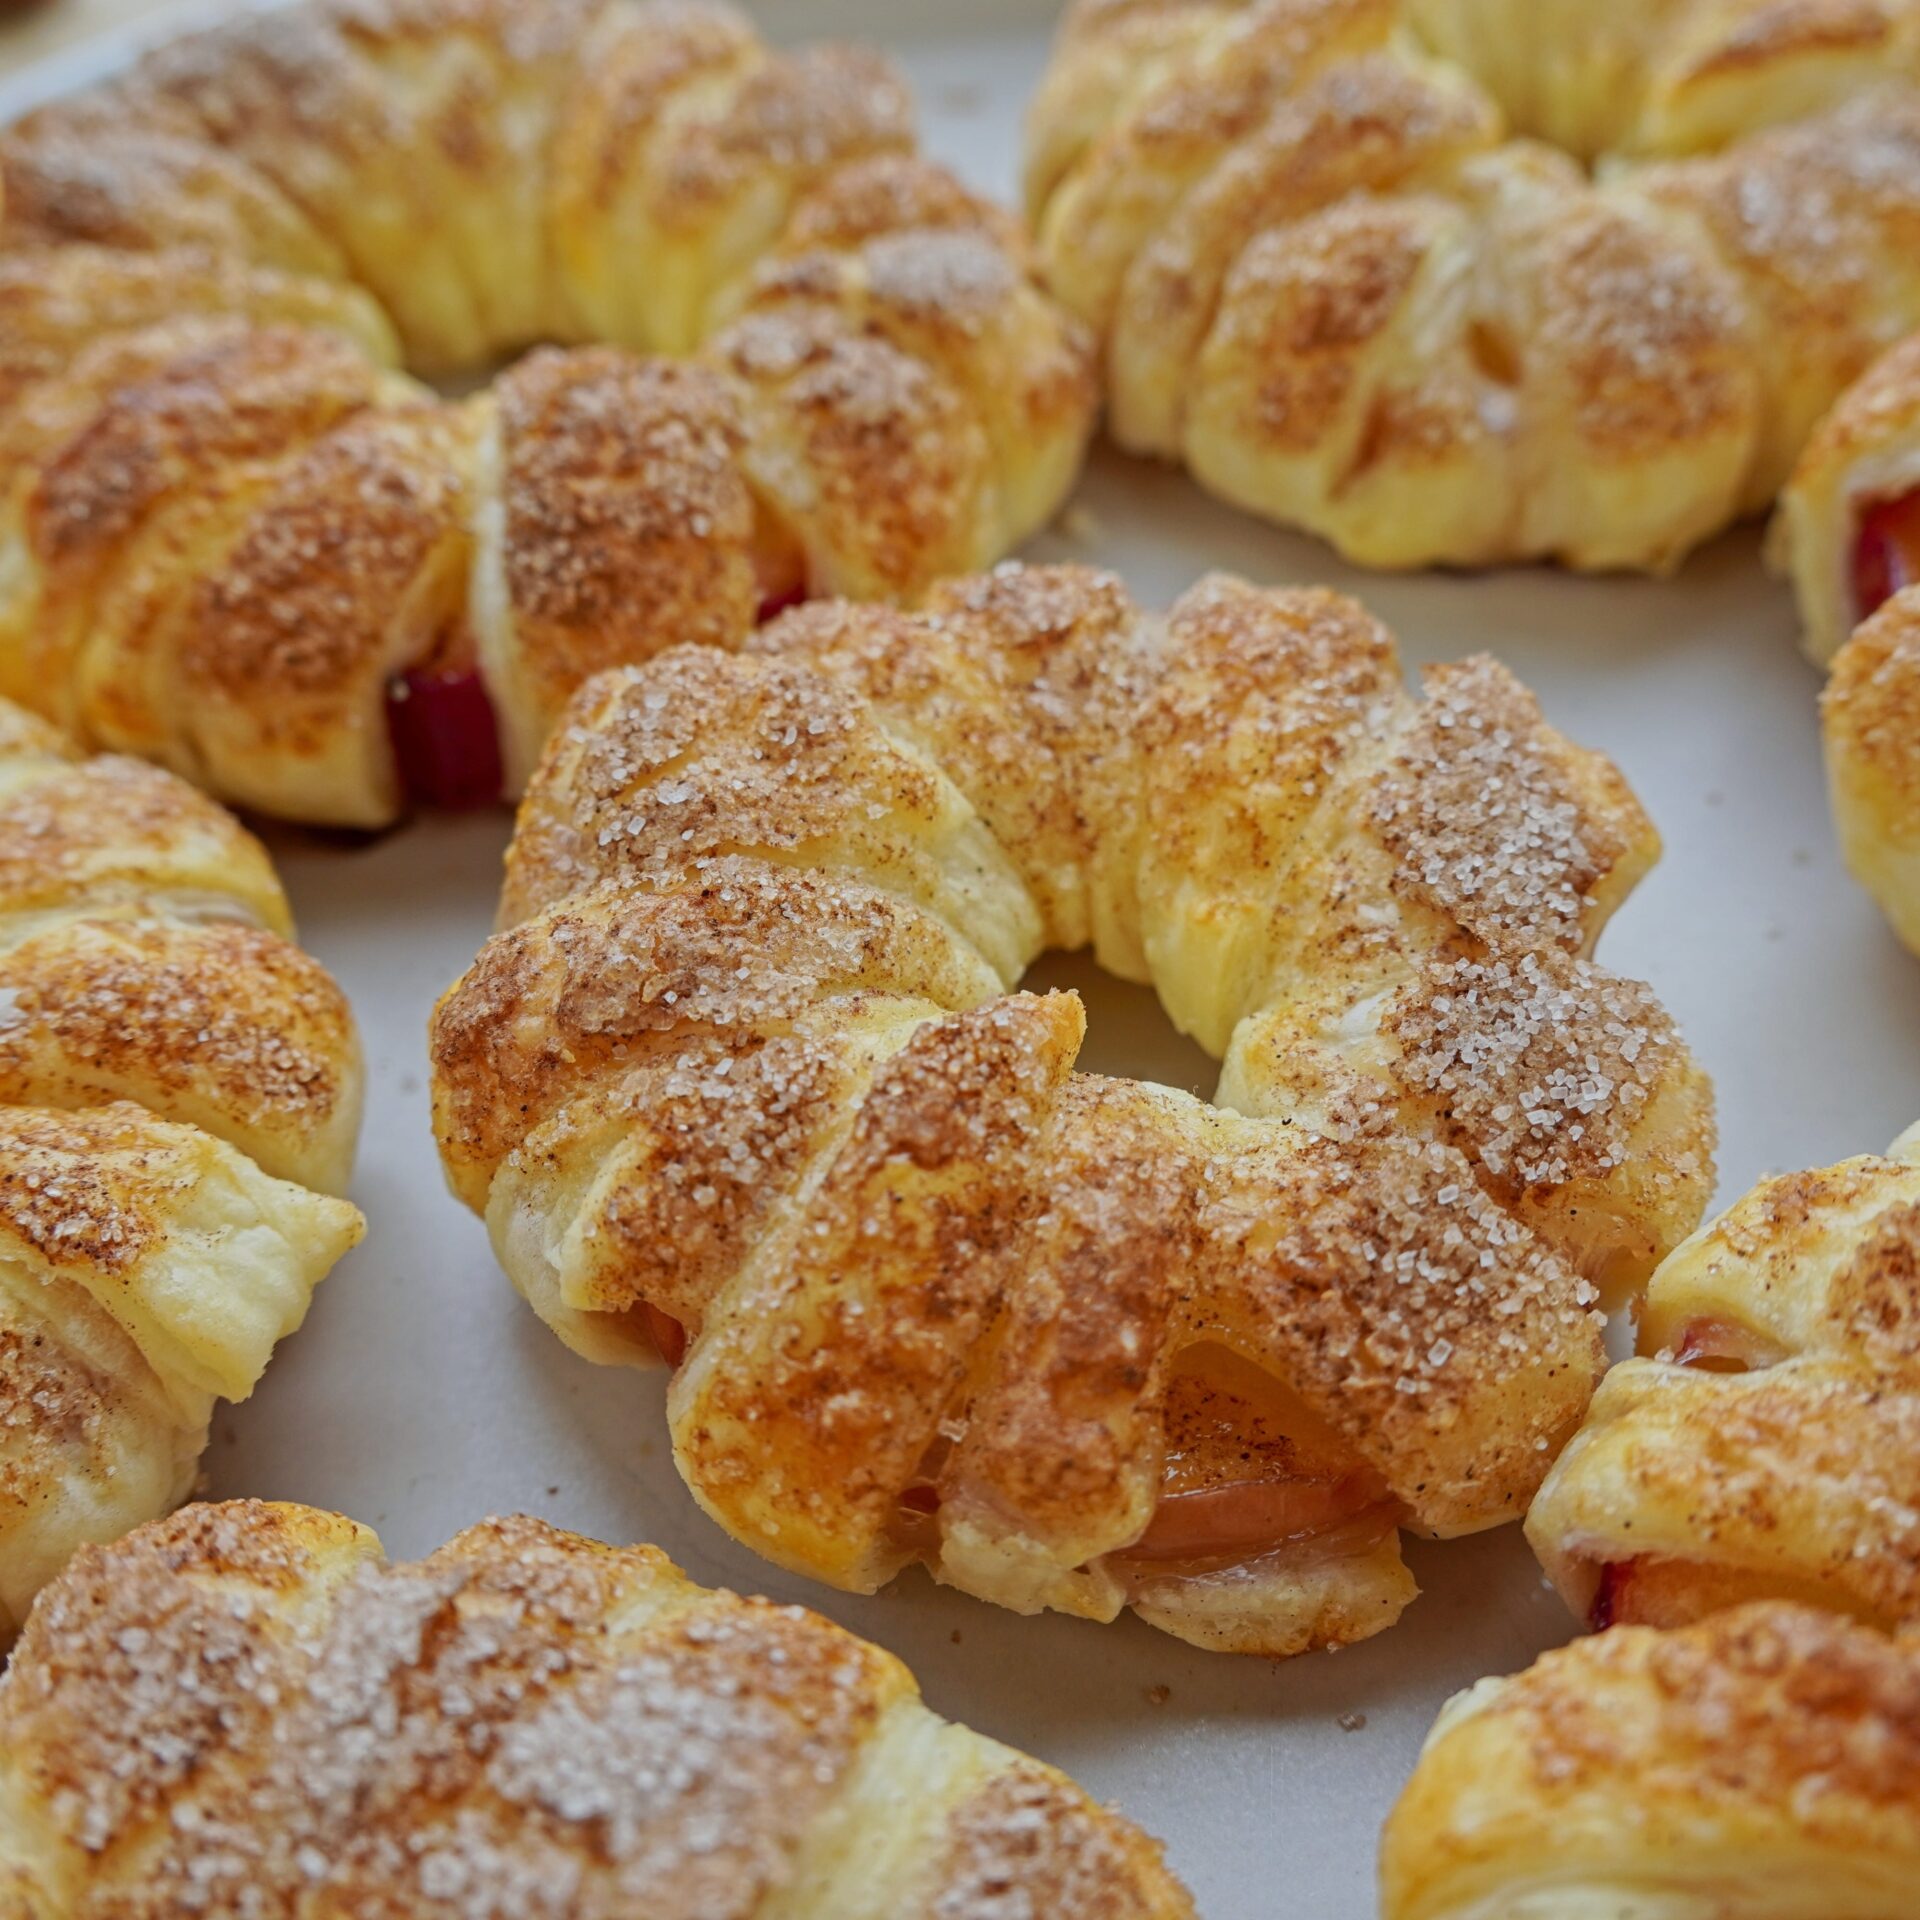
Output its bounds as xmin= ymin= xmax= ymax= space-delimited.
xmin=431 ymin=564 xmax=1715 ymax=1656
xmin=1823 ymin=587 xmax=1920 ymax=955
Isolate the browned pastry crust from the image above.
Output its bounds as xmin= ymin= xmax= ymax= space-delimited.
xmin=0 ymin=1500 xmax=1194 ymax=1918
xmin=1381 ymin=1602 xmax=1920 ymax=1919
xmin=430 ymin=564 xmax=1715 ymax=1655
xmin=1025 ymin=0 xmax=1920 ymax=571
xmin=1409 ymin=0 xmax=1920 ymax=159
xmin=1782 ymin=333 xmax=1920 ymax=954
xmin=1777 ymin=330 xmax=1920 ymax=665
xmin=0 ymin=0 xmax=1096 ymax=827
xmin=0 ymin=700 xmax=364 ymax=1637
xmin=1823 ymin=587 xmax=1920 ymax=955
xmin=1527 ymin=1123 xmax=1920 ymax=1635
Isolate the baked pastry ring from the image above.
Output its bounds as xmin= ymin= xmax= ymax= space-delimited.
xmin=1025 ymin=0 xmax=1920 ymax=571
xmin=0 ymin=1499 xmax=1194 ymax=1918
xmin=0 ymin=699 xmax=364 ymax=1637
xmin=1380 ymin=1602 xmax=1920 ymax=1920
xmin=430 ymin=564 xmax=1715 ymax=1656
xmin=1527 ymin=1121 xmax=1920 ymax=1635
xmin=0 ymin=0 xmax=1094 ymax=827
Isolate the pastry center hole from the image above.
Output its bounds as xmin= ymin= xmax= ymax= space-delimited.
xmin=1017 ymin=948 xmax=1217 ymax=1099
xmin=1467 ymin=319 xmax=1522 ymax=389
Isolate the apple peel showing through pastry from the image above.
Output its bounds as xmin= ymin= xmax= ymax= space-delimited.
xmin=385 ymin=663 xmax=505 ymax=813
xmin=1855 ymin=488 xmax=1920 ymax=622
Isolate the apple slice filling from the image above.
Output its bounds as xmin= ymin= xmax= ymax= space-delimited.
xmin=1664 ymin=1314 xmax=1785 ymax=1373
xmin=757 ymin=581 xmax=809 ymax=625
xmin=385 ymin=631 xmax=504 ymax=812
xmin=637 ymin=1301 xmax=689 ymax=1369
xmin=1112 ymin=1347 xmax=1402 ymax=1581
xmin=1854 ymin=487 xmax=1920 ymax=621
xmin=885 ymin=1347 xmax=1400 ymax=1580
xmin=1589 ymin=1555 xmax=1853 ymax=1632
xmin=752 ymin=498 xmax=809 ymax=625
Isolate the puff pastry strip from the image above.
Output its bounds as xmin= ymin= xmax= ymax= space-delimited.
xmin=1381 ymin=1603 xmax=1920 ymax=1920
xmin=0 ymin=1500 xmax=1193 ymax=1918
xmin=1528 ymin=1121 xmax=1920 ymax=1634
xmin=1824 ymin=586 xmax=1920 ymax=955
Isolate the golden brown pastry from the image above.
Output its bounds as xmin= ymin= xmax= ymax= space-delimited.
xmin=0 ymin=699 xmax=364 ymax=1636
xmin=1379 ymin=1602 xmax=1920 ymax=1920
xmin=1822 ymin=587 xmax=1920 ymax=955
xmin=1776 ymin=329 xmax=1920 ymax=661
xmin=1025 ymin=0 xmax=1920 ymax=571
xmin=1409 ymin=0 xmax=1920 ymax=159
xmin=1527 ymin=1122 xmax=1920 ymax=1635
xmin=0 ymin=1500 xmax=1194 ymax=1918
xmin=1769 ymin=336 xmax=1920 ymax=950
xmin=0 ymin=0 xmax=1095 ymax=827
xmin=429 ymin=564 xmax=1714 ymax=1656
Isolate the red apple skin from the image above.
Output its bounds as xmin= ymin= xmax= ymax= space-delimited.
xmin=756 ymin=583 xmax=809 ymax=625
xmin=385 ymin=665 xmax=504 ymax=812
xmin=1855 ymin=489 xmax=1920 ymax=622
xmin=1590 ymin=1560 xmax=1632 ymax=1632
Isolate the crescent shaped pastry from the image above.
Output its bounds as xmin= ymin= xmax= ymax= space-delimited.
xmin=1025 ymin=0 xmax=1920 ymax=571
xmin=0 ymin=1500 xmax=1194 ymax=1918
xmin=1527 ymin=1122 xmax=1920 ymax=1634
xmin=0 ymin=0 xmax=1095 ymax=827
xmin=0 ymin=699 xmax=364 ymax=1636
xmin=430 ymin=564 xmax=1715 ymax=1656
xmin=1380 ymin=1603 xmax=1920 ymax=1920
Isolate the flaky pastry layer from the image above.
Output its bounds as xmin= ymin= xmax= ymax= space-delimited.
xmin=1382 ymin=1602 xmax=1920 ymax=1920
xmin=0 ymin=699 xmax=364 ymax=1635
xmin=1529 ymin=1120 xmax=1920 ymax=1634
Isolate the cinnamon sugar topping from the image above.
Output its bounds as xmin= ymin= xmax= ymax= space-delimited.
xmin=0 ymin=1505 xmax=1187 ymax=1914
